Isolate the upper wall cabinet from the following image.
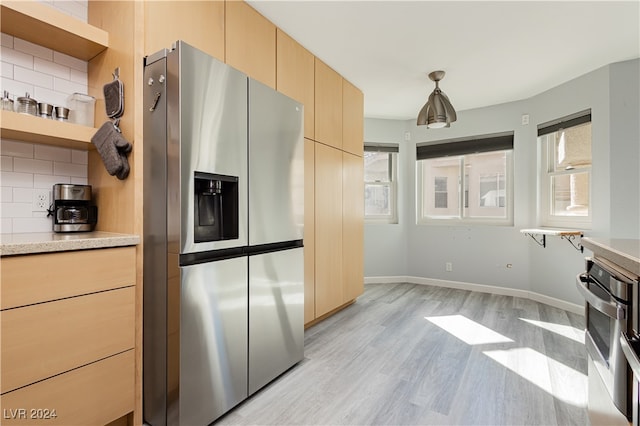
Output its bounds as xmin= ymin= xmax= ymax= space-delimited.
xmin=314 ymin=59 xmax=343 ymax=149
xmin=0 ymin=1 xmax=108 ymax=61
xmin=144 ymin=1 xmax=224 ymax=60
xmin=225 ymin=1 xmax=276 ymax=89
xmin=276 ymin=30 xmax=315 ymax=140
xmin=342 ymin=80 xmax=364 ymax=157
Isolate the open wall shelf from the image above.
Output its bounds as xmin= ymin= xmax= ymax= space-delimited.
xmin=521 ymin=228 xmax=584 ymax=252
xmin=1 ymin=1 xmax=108 ymax=60
xmin=1 ymin=111 xmax=95 ymax=150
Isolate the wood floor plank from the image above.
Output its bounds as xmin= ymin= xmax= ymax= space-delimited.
xmin=217 ymin=283 xmax=588 ymax=425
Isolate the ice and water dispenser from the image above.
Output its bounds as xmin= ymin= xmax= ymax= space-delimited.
xmin=194 ymin=172 xmax=239 ymax=242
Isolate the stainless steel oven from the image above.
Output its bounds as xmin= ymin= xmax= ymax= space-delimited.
xmin=576 ymin=256 xmax=637 ymax=419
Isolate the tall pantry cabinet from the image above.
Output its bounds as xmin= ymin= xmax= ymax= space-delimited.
xmin=84 ymin=1 xmax=363 ymax=422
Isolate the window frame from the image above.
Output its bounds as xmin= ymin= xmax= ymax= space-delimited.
xmin=416 ymin=132 xmax=514 ymax=226
xmin=364 ymin=143 xmax=399 ymax=224
xmin=537 ymin=110 xmax=592 ymax=229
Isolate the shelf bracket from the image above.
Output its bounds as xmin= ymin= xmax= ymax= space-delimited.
xmin=561 ymin=234 xmax=584 ymax=253
xmin=525 ymin=232 xmax=546 ymax=248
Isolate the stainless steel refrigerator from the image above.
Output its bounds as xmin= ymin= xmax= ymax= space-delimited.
xmin=143 ymin=41 xmax=304 ymax=426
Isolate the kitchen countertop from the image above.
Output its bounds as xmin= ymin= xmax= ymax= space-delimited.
xmin=0 ymin=232 xmax=140 ymax=256
xmin=581 ymin=238 xmax=640 ymax=277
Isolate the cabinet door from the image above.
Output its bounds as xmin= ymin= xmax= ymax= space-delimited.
xmin=314 ymin=143 xmax=343 ymax=317
xmin=342 ymin=79 xmax=364 ymax=157
xmin=225 ymin=1 xmax=276 ymax=88
xmin=144 ymin=1 xmax=224 ymax=60
xmin=314 ymin=59 xmax=342 ymax=149
xmin=1 ymin=287 xmax=135 ymax=394
xmin=276 ymin=29 xmax=315 ymax=139
xmin=304 ymin=138 xmax=316 ymax=324
xmin=1 ymin=350 xmax=134 ymax=426
xmin=342 ymin=152 xmax=364 ymax=302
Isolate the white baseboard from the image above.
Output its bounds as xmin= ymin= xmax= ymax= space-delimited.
xmin=364 ymin=275 xmax=584 ymax=315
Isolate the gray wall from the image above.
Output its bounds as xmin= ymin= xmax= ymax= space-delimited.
xmin=364 ymin=59 xmax=639 ymax=306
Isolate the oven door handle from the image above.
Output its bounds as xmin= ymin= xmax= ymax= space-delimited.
xmin=575 ymin=273 xmax=626 ymax=320
xmin=620 ymin=333 xmax=640 ymax=377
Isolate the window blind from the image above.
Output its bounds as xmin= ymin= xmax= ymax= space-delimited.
xmin=416 ymin=131 xmax=514 ymax=160
xmin=364 ymin=143 xmax=399 ymax=153
xmin=537 ymin=109 xmax=591 ymax=136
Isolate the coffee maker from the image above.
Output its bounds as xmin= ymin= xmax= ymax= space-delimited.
xmin=51 ymin=184 xmax=98 ymax=232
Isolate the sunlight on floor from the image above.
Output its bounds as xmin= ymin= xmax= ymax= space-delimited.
xmin=425 ymin=315 xmax=514 ymax=345
xmin=484 ymin=347 xmax=587 ymax=407
xmin=519 ymin=317 xmax=585 ymax=344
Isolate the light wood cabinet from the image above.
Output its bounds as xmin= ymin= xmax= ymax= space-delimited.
xmin=1 ymin=351 xmax=135 ymax=426
xmin=342 ymin=79 xmax=365 ymax=157
xmin=304 ymin=138 xmax=316 ymax=323
xmin=342 ymin=152 xmax=364 ymax=302
xmin=225 ymin=1 xmax=276 ymax=89
xmin=144 ymin=0 xmax=224 ymax=60
xmin=0 ymin=247 xmax=136 ymax=426
xmin=276 ymin=30 xmax=315 ymax=139
xmin=314 ymin=59 xmax=343 ymax=149
xmin=314 ymin=143 xmax=344 ymax=317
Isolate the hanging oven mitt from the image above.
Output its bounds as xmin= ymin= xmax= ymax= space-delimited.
xmin=104 ymin=68 xmax=124 ymax=119
xmin=91 ymin=121 xmax=131 ymax=180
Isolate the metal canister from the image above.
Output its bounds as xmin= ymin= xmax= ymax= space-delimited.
xmin=16 ymin=93 xmax=37 ymax=116
xmin=38 ymin=102 xmax=54 ymax=119
xmin=55 ymin=106 xmax=70 ymax=121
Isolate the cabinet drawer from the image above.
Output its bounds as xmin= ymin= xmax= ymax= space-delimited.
xmin=1 ymin=246 xmax=135 ymax=309
xmin=0 ymin=350 xmax=134 ymax=426
xmin=1 ymin=287 xmax=135 ymax=393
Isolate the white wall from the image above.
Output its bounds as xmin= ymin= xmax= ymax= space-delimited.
xmin=364 ymin=59 xmax=639 ymax=306
xmin=0 ymin=1 xmax=90 ymax=234
xmin=364 ymin=118 xmax=409 ymax=276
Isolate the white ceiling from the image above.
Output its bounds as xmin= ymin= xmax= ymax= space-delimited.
xmin=247 ymin=1 xmax=640 ymax=120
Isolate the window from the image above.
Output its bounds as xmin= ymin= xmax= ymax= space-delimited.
xmin=364 ymin=143 xmax=398 ymax=223
xmin=538 ymin=110 xmax=592 ymax=228
xmin=416 ymin=132 xmax=514 ymax=225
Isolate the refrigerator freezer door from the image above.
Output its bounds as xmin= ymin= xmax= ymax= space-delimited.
xmin=249 ymin=248 xmax=304 ymax=395
xmin=179 ymin=257 xmax=248 ymax=425
xmin=248 ymin=79 xmax=304 ymax=246
xmin=168 ymin=41 xmax=249 ymax=255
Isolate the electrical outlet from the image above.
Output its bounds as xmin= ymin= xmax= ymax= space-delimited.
xmin=32 ymin=189 xmax=50 ymax=212
xmin=521 ymin=114 xmax=530 ymax=125
xmin=445 ymin=262 xmax=453 ymax=272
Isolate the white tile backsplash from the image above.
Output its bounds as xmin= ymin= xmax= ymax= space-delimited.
xmin=14 ymin=38 xmax=53 ymax=61
xmin=13 ymin=217 xmax=52 ymax=233
xmin=34 ymin=57 xmax=71 ymax=80
xmin=14 ymin=158 xmax=53 ymax=175
xmin=54 ymin=161 xmax=86 ymax=178
xmin=34 ymin=173 xmax=70 ymax=189
xmin=71 ymin=150 xmax=88 ymax=165
xmin=1 ymin=61 xmax=14 ymax=79
xmin=1 ymin=33 xmax=13 ymax=48
xmin=0 ymin=45 xmax=35 ymax=69
xmin=53 ymin=51 xmax=87 ymax=72
xmin=0 ymin=187 xmax=12 ymax=203
xmin=14 ymin=66 xmax=54 ymax=90
xmin=1 ymin=140 xmax=34 ymax=158
xmin=1 ymin=171 xmax=34 ymax=187
xmin=1 ymin=156 xmax=12 ymax=171
xmin=1 ymin=1 xmax=90 ymax=234
xmin=12 ymin=188 xmax=32 ymax=203
xmin=2 ymin=140 xmax=88 ymax=233
xmin=35 ymin=144 xmax=71 ymax=162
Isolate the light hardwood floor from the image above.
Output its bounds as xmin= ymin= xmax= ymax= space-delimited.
xmin=219 ymin=283 xmax=588 ymax=425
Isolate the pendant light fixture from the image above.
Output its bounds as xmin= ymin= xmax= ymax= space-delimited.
xmin=417 ymin=70 xmax=457 ymax=128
